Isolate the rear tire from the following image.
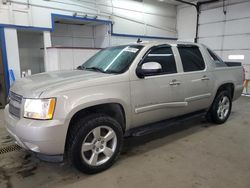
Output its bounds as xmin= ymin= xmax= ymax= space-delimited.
xmin=207 ymin=90 xmax=232 ymax=124
xmin=66 ymin=114 xmax=123 ymax=174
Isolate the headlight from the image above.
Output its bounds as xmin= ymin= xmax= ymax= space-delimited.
xmin=24 ymin=98 xmax=56 ymax=120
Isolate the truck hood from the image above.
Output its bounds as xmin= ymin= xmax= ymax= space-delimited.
xmin=10 ymin=70 xmax=115 ymax=98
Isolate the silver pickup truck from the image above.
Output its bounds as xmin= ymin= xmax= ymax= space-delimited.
xmin=4 ymin=41 xmax=244 ymax=174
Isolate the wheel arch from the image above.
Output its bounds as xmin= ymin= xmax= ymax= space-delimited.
xmin=215 ymin=83 xmax=235 ymax=99
xmin=64 ymin=102 xmax=126 ymax=154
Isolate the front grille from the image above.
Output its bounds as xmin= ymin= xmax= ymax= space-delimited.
xmin=9 ymin=92 xmax=22 ymax=103
xmin=9 ymin=92 xmax=22 ymax=118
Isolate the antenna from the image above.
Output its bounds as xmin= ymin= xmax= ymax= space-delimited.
xmin=137 ymin=38 xmax=142 ymax=43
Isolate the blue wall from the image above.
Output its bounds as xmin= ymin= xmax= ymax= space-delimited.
xmin=0 ymin=27 xmax=10 ymax=96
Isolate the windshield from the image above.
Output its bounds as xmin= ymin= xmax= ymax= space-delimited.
xmin=79 ymin=45 xmax=143 ymax=74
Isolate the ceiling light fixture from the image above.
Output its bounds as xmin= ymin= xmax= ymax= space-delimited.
xmin=228 ymin=55 xmax=245 ymax=60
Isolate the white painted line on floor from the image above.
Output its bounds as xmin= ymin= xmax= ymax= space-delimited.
xmin=241 ymin=93 xmax=250 ymax=97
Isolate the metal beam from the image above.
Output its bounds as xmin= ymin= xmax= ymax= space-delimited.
xmin=175 ymin=0 xmax=197 ymax=8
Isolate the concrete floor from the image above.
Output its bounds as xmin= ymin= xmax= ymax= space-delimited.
xmin=0 ymin=97 xmax=250 ymax=188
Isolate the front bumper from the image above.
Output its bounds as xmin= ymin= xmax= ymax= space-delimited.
xmin=4 ymin=105 xmax=67 ymax=155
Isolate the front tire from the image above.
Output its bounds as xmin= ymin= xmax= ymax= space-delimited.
xmin=67 ymin=114 xmax=123 ymax=174
xmin=208 ymin=90 xmax=232 ymax=124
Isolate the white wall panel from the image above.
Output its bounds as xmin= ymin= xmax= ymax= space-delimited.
xmin=94 ymin=24 xmax=109 ymax=37
xmin=112 ymin=17 xmax=145 ymax=35
xmin=223 ymin=35 xmax=250 ymax=50
xmin=224 ymin=18 xmax=250 ymax=35
xmin=143 ymin=0 xmax=176 ymax=17
xmin=199 ymin=8 xmax=225 ymax=24
xmin=146 ymin=26 xmax=175 ymax=38
xmin=94 ymin=37 xmax=109 ymax=48
xmin=0 ymin=8 xmax=9 ymax=24
xmin=144 ymin=14 xmax=176 ymax=32
xmin=176 ymin=5 xmax=196 ymax=41
xmin=17 ymin=31 xmax=44 ymax=75
xmin=71 ymin=25 xmax=93 ymax=37
xmin=72 ymin=38 xmax=94 ymax=48
xmin=52 ymin=36 xmax=73 ymax=47
xmin=198 ymin=37 xmax=223 ymax=50
xmin=4 ymin=28 xmax=21 ymax=78
xmin=43 ymin=31 xmax=52 ymax=71
xmin=58 ymin=49 xmax=74 ymax=70
xmin=53 ymin=23 xmax=71 ymax=36
xmin=94 ymin=24 xmax=110 ymax=48
xmin=226 ymin=1 xmax=250 ymax=20
xmin=111 ymin=36 xmax=137 ymax=46
xmin=198 ymin=22 xmax=224 ymax=38
xmin=13 ymin=11 xmax=29 ymax=26
xmin=51 ymin=23 xmax=94 ymax=47
xmin=45 ymin=48 xmax=59 ymax=71
xmin=46 ymin=48 xmax=99 ymax=71
xmin=112 ymin=0 xmax=143 ymax=13
xmin=112 ymin=7 xmax=144 ymax=23
xmin=31 ymin=6 xmax=54 ymax=28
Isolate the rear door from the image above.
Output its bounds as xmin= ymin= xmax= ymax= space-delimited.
xmin=177 ymin=45 xmax=213 ymax=112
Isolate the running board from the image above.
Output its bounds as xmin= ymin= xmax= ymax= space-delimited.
xmin=124 ymin=110 xmax=207 ymax=137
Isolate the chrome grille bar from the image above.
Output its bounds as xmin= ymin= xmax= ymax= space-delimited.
xmin=9 ymin=92 xmax=22 ymax=118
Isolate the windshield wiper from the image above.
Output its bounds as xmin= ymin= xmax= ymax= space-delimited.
xmin=77 ymin=66 xmax=116 ymax=74
xmin=85 ymin=67 xmax=106 ymax=73
xmin=76 ymin=65 xmax=85 ymax=70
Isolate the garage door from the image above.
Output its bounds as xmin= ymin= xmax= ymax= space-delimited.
xmin=198 ymin=0 xmax=250 ymax=66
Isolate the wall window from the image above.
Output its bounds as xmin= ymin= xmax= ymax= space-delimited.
xmin=143 ymin=46 xmax=177 ymax=75
xmin=178 ymin=46 xmax=205 ymax=72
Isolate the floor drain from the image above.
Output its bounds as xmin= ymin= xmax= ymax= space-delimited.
xmin=0 ymin=144 xmax=22 ymax=155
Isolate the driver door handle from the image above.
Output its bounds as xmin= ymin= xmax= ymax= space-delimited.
xmin=169 ymin=79 xmax=181 ymax=86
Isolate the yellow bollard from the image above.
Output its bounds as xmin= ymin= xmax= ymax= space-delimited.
xmin=243 ymin=80 xmax=249 ymax=94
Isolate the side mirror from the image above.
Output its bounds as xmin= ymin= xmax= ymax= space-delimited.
xmin=137 ymin=62 xmax=162 ymax=78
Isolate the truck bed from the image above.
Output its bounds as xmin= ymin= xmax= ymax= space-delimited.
xmin=224 ymin=61 xmax=242 ymax=67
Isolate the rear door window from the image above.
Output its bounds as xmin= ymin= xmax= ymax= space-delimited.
xmin=178 ymin=45 xmax=205 ymax=72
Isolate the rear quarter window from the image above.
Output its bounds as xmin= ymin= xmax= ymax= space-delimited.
xmin=207 ymin=48 xmax=227 ymax=67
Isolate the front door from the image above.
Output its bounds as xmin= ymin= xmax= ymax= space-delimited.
xmin=130 ymin=45 xmax=187 ymax=128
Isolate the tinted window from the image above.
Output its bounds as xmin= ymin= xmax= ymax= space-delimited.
xmin=207 ymin=48 xmax=223 ymax=62
xmin=178 ymin=46 xmax=205 ymax=72
xmin=143 ymin=47 xmax=177 ymax=74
